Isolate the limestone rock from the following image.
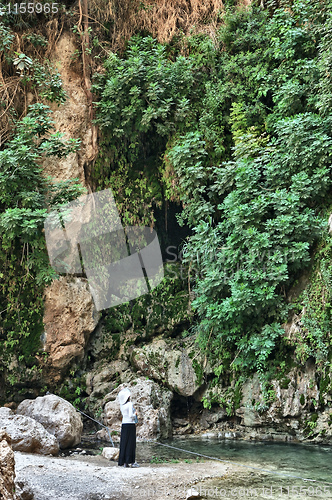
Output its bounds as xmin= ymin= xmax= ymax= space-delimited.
xmin=101 ymin=447 xmax=119 ymax=461
xmin=17 ymin=395 xmax=83 ymax=449
xmin=199 ymin=408 xmax=226 ymax=430
xmin=86 ymin=360 xmax=129 ymax=400
xmin=235 ymin=374 xmax=266 ymax=427
xmin=235 ymin=363 xmax=321 ymax=436
xmin=0 ymin=430 xmax=16 ymax=500
xmin=95 ymin=428 xmax=118 ymax=443
xmin=132 ymin=339 xmax=203 ymax=397
xmin=42 ymin=277 xmax=99 ymax=383
xmin=271 ymin=365 xmax=320 ymax=419
xmin=0 ymin=408 xmax=59 ymax=455
xmin=313 ymin=410 xmax=332 ymax=442
xmin=43 ymin=32 xmax=96 ymax=185
xmin=104 ymin=378 xmax=173 ymax=439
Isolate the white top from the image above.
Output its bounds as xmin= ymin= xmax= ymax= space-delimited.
xmin=120 ymin=401 xmax=136 ymax=424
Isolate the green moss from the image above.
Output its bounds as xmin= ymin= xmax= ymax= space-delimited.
xmin=300 ymin=394 xmax=305 ymax=405
xmin=109 ymin=333 xmax=121 ymax=359
xmin=319 ymin=373 xmax=331 ymax=404
xmin=192 ymin=359 xmax=204 ymax=386
xmin=280 ymin=378 xmax=291 ymax=390
xmin=311 ymin=413 xmax=318 ymax=423
xmin=303 ymin=412 xmax=319 ymax=438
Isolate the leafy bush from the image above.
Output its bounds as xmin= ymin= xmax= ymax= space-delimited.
xmin=93 ymin=0 xmax=332 ymax=403
xmin=0 ymin=104 xmax=83 ymax=387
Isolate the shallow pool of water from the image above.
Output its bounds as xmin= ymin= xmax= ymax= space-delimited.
xmin=75 ymin=436 xmax=332 ymax=498
xmin=136 ymin=438 xmax=332 ymax=499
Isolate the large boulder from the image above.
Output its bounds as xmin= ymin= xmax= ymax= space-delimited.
xmin=42 ymin=276 xmax=99 ymax=383
xmin=235 ymin=363 xmax=321 ymax=437
xmin=17 ymin=395 xmax=82 ymax=449
xmin=86 ymin=359 xmax=129 ymax=402
xmin=0 ymin=408 xmax=59 ymax=455
xmin=313 ymin=410 xmax=332 ymax=442
xmin=104 ymin=378 xmax=173 ymax=440
xmin=132 ymin=338 xmax=204 ymax=397
xmin=0 ymin=430 xmax=16 ymax=500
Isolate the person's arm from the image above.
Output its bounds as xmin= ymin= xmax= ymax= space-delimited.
xmin=128 ymin=402 xmax=136 ymax=420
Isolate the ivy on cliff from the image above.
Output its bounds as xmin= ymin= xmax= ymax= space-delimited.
xmin=0 ymin=103 xmax=83 ymax=387
xmin=92 ymin=36 xmax=198 ymax=226
xmin=93 ymin=0 xmax=332 ymax=402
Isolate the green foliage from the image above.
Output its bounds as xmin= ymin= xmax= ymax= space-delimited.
xmin=304 ymin=413 xmax=319 ymax=438
xmin=202 ymin=375 xmax=243 ymax=416
xmin=102 ymin=263 xmax=191 ymax=348
xmin=168 ymin=0 xmax=332 ymax=388
xmin=0 ymin=13 xmax=67 ymax=113
xmin=59 ymin=374 xmax=88 ymax=410
xmin=93 ymin=35 xmax=197 ymax=225
xmin=0 ymin=103 xmax=83 ymax=386
xmin=0 ymin=20 xmax=14 ymax=50
xmin=290 ymin=234 xmax=332 ymax=369
xmin=90 ymin=0 xmax=332 ymax=406
xmin=150 ymin=455 xmax=168 ymax=463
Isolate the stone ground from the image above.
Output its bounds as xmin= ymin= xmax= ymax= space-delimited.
xmin=14 ymin=451 xmax=235 ymax=500
xmin=15 ymin=451 xmax=332 ymax=500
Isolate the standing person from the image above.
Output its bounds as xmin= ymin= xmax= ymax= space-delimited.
xmin=118 ymin=387 xmax=139 ymax=468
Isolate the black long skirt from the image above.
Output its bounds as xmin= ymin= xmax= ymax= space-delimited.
xmin=118 ymin=423 xmax=136 ymax=466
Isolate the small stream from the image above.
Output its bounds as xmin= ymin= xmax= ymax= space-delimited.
xmin=69 ymin=437 xmax=332 ymax=499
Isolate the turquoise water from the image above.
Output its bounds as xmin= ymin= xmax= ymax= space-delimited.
xmin=136 ymin=439 xmax=332 ymax=498
xmin=78 ymin=437 xmax=332 ymax=498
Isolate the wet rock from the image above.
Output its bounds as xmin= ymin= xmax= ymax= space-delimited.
xmin=199 ymin=408 xmax=226 ymax=430
xmin=17 ymin=395 xmax=83 ymax=449
xmin=234 ymin=363 xmax=321 ymax=437
xmin=101 ymin=447 xmax=119 ymax=461
xmin=104 ymin=378 xmax=173 ymax=439
xmin=175 ymin=423 xmax=193 ymax=435
xmin=95 ymin=428 xmax=118 ymax=443
xmin=0 ymin=430 xmax=16 ymax=500
xmin=269 ymin=363 xmax=320 ymax=419
xmin=313 ymin=410 xmax=332 ymax=443
xmin=42 ymin=277 xmax=99 ymax=383
xmin=0 ymin=408 xmax=58 ymax=455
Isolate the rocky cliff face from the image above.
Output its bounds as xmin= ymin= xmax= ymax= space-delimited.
xmin=0 ymin=430 xmax=16 ymax=500
xmin=42 ymin=277 xmax=99 ymax=383
xmin=43 ymin=32 xmax=96 ymax=185
xmin=25 ymin=29 xmax=331 ymax=445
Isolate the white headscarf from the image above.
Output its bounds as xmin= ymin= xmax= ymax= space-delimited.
xmin=118 ymin=387 xmax=131 ymax=406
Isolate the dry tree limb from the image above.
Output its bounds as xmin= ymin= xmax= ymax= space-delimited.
xmin=45 ymin=19 xmax=59 ymax=58
xmin=0 ymin=81 xmax=20 ymax=120
xmin=54 ymin=19 xmax=65 ymax=49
